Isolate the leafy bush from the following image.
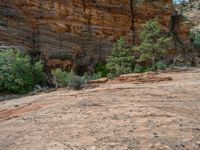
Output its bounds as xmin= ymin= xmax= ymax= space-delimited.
xmin=133 ymin=19 xmax=171 ymax=70
xmin=67 ymin=73 xmax=86 ymax=90
xmin=83 ymin=72 xmax=104 ymax=81
xmin=190 ymin=29 xmax=200 ymax=49
xmin=94 ymin=63 xmax=108 ymax=77
xmin=0 ymin=49 xmax=44 ymax=94
xmin=154 ymin=61 xmax=167 ymax=70
xmin=91 ymin=72 xmax=103 ymax=80
xmin=106 ymin=37 xmax=134 ymax=77
xmin=134 ymin=64 xmax=152 ymax=73
xmin=52 ymin=69 xmax=86 ymax=90
xmin=51 ymin=68 xmax=69 ymax=87
xmin=134 ymin=61 xmax=167 ymax=73
xmin=193 ymin=36 xmax=200 ymax=49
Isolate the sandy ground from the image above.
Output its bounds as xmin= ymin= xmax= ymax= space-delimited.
xmin=0 ymin=69 xmax=200 ymax=150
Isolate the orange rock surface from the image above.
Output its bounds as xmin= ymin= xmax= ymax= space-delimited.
xmin=0 ymin=0 xmax=191 ymax=70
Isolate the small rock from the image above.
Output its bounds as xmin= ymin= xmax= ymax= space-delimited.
xmin=150 ymin=142 xmax=172 ymax=150
xmin=88 ymin=78 xmax=108 ymax=84
xmin=153 ymin=132 xmax=159 ymax=138
xmin=175 ymin=143 xmax=185 ymax=148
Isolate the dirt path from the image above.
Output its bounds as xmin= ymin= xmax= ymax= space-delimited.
xmin=0 ymin=69 xmax=200 ymax=150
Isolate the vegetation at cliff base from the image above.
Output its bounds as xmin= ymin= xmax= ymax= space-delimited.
xmin=94 ymin=63 xmax=108 ymax=78
xmin=106 ymin=37 xmax=134 ymax=77
xmin=0 ymin=20 xmax=172 ymax=94
xmin=51 ymin=69 xmax=86 ymax=90
xmin=133 ymin=19 xmax=171 ymax=72
xmin=190 ymin=30 xmax=200 ymax=49
xmin=105 ymin=19 xmax=171 ymax=76
xmin=0 ymin=49 xmax=44 ymax=94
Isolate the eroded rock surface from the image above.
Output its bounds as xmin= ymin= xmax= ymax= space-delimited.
xmin=0 ymin=69 xmax=200 ymax=150
xmin=0 ymin=0 xmax=191 ymax=71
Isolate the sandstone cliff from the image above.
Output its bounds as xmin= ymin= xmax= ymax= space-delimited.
xmin=0 ymin=0 xmax=190 ymax=72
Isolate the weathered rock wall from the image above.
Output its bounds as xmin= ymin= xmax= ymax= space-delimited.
xmin=0 ymin=0 xmax=190 ymax=71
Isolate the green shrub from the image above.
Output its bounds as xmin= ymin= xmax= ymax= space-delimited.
xmin=193 ymin=36 xmax=200 ymax=49
xmin=67 ymin=73 xmax=86 ymax=90
xmin=134 ymin=64 xmax=152 ymax=73
xmin=106 ymin=37 xmax=134 ymax=77
xmin=51 ymin=68 xmax=69 ymax=87
xmin=190 ymin=30 xmax=200 ymax=49
xmin=154 ymin=61 xmax=167 ymax=70
xmin=0 ymin=49 xmax=44 ymax=94
xmin=94 ymin=63 xmax=108 ymax=77
xmin=133 ymin=19 xmax=171 ymax=70
xmin=92 ymin=72 xmax=103 ymax=80
xmin=134 ymin=61 xmax=167 ymax=73
xmin=52 ymin=69 xmax=86 ymax=90
xmin=84 ymin=72 xmax=103 ymax=81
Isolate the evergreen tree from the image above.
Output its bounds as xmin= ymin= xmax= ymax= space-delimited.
xmin=106 ymin=37 xmax=134 ymax=77
xmin=134 ymin=19 xmax=171 ymax=70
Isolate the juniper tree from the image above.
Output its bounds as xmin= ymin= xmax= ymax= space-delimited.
xmin=134 ymin=19 xmax=171 ymax=70
xmin=106 ymin=37 xmax=134 ymax=77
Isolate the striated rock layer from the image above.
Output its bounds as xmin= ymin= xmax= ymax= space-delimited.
xmin=0 ymin=0 xmax=191 ymax=72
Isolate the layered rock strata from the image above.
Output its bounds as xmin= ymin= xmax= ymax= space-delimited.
xmin=0 ymin=0 xmax=190 ymax=72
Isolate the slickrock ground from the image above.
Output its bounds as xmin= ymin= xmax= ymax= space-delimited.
xmin=0 ymin=69 xmax=200 ymax=150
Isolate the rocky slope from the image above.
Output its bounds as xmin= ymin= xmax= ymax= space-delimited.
xmin=178 ymin=0 xmax=200 ymax=28
xmin=0 ymin=69 xmax=200 ymax=149
xmin=0 ymin=0 xmax=191 ymax=72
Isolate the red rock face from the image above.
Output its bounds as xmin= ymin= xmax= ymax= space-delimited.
xmin=0 ymin=0 xmax=190 ymax=71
